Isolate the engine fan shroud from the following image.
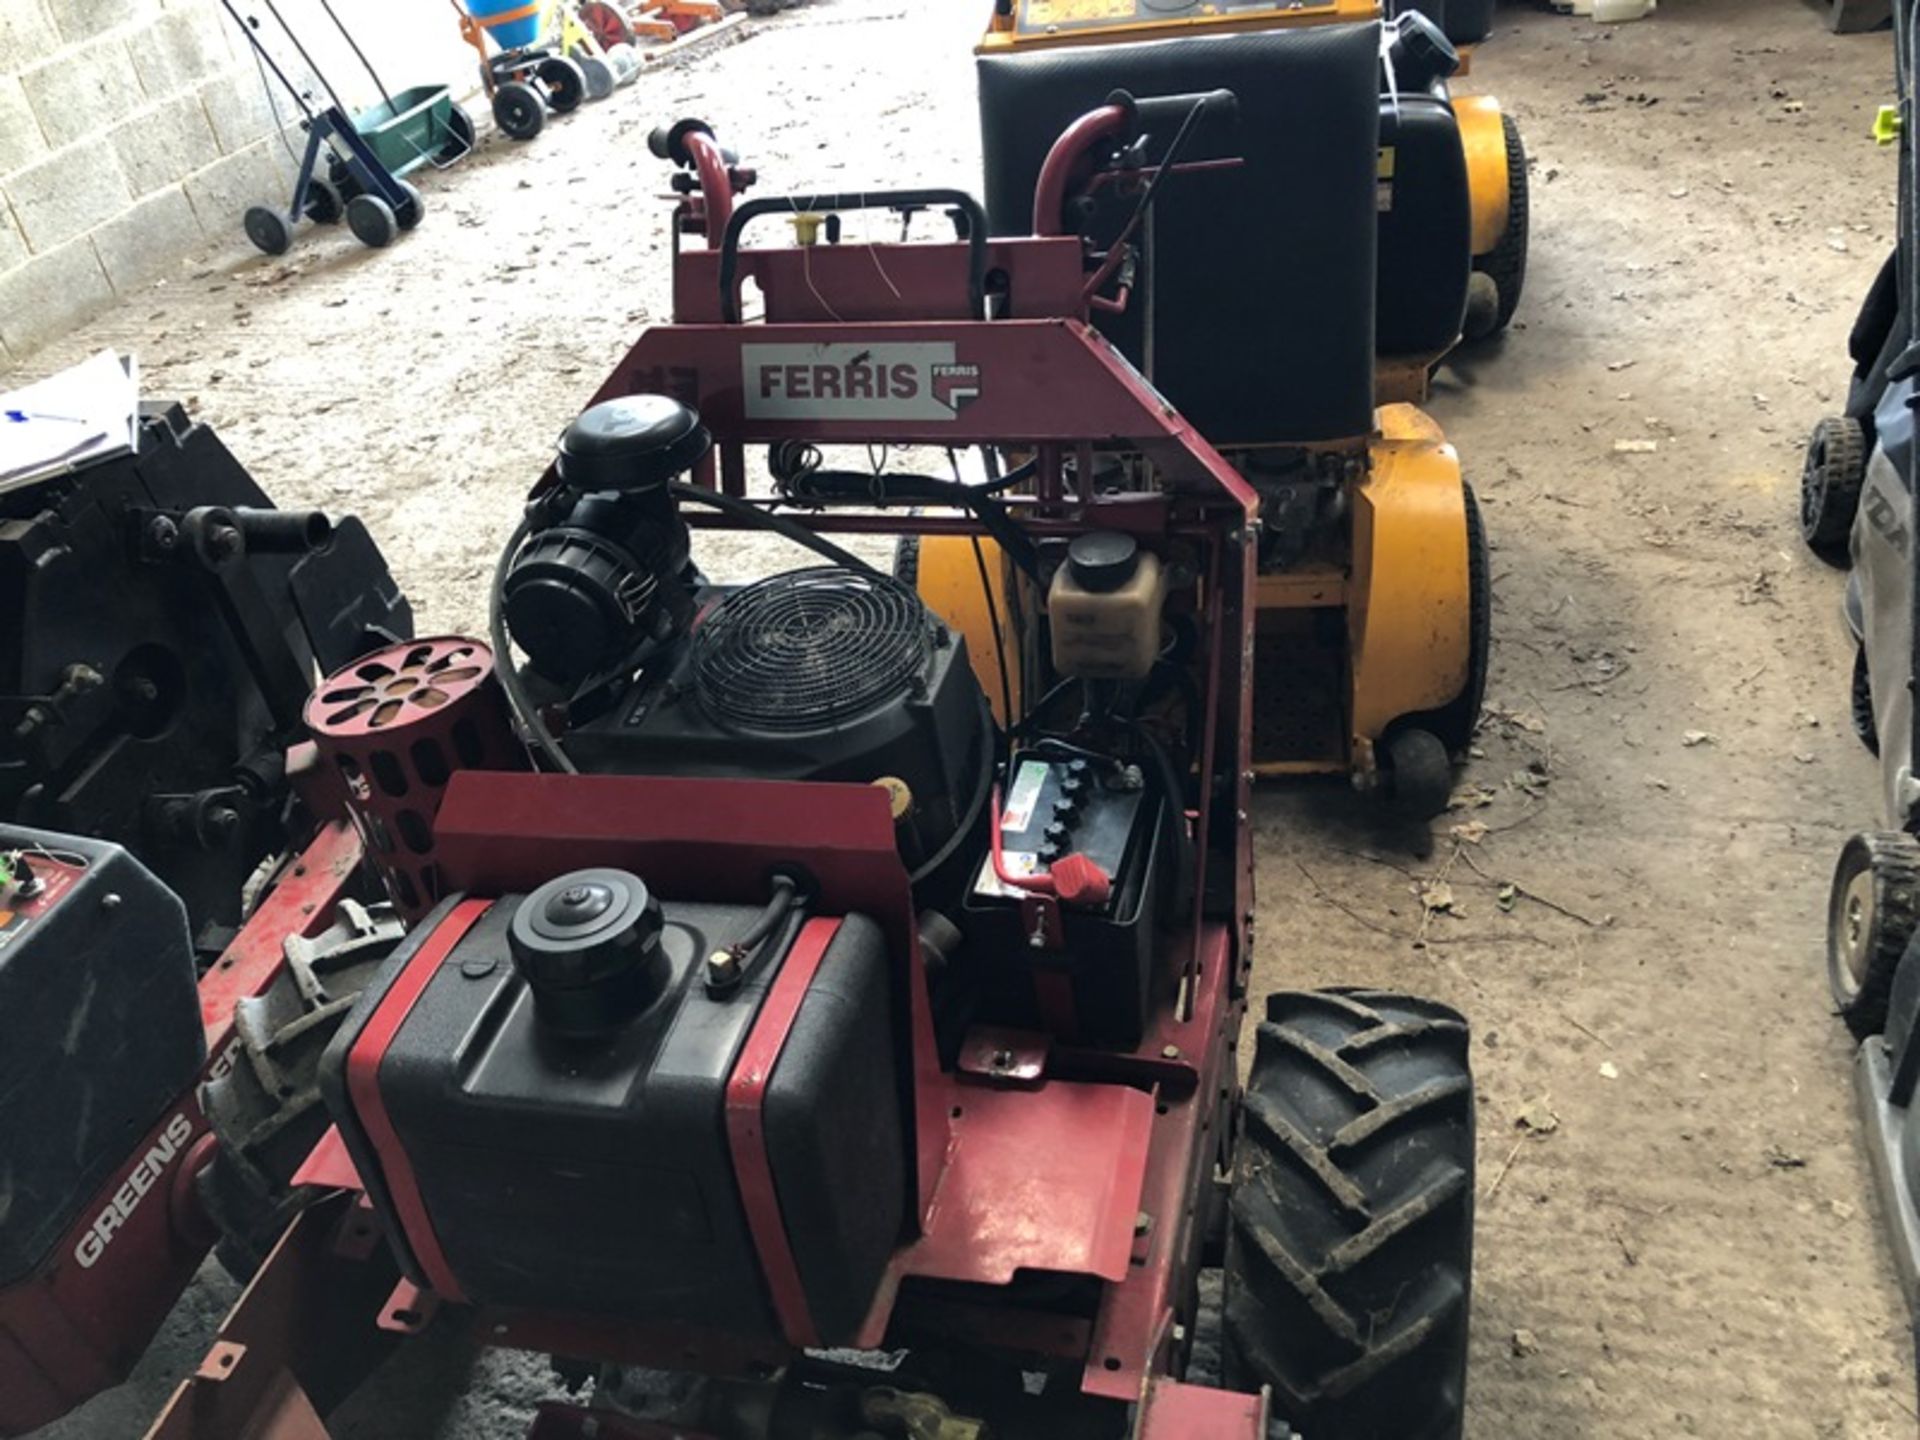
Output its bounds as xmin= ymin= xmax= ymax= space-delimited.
xmin=693 ymin=568 xmax=935 ymax=733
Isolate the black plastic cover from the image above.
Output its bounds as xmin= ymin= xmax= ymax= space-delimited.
xmin=1376 ymin=93 xmax=1473 ymax=357
xmin=557 ymin=396 xmax=711 ymax=494
xmin=321 ymin=895 xmax=904 ymax=1343
xmin=0 ymin=825 xmax=203 ymax=1285
xmin=979 ymin=24 xmax=1381 ymax=445
xmin=1388 ymin=0 xmax=1493 ymax=47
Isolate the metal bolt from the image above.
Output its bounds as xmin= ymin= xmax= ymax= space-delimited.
xmin=706 ymin=949 xmax=741 ymax=986
xmin=100 ymin=892 xmax=121 ymax=910
xmin=1134 ymin=1210 xmax=1152 ymax=1235
xmin=147 ymin=516 xmax=179 ymax=551
xmin=991 ymin=1048 xmax=1014 ymax=1070
xmin=1161 ymin=1044 xmax=1181 ymax=1060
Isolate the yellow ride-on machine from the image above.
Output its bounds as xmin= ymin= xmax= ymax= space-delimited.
xmin=983 ymin=0 xmax=1529 ymax=368
xmin=959 ymin=0 xmax=1490 ymax=810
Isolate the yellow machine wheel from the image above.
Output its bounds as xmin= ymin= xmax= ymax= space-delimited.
xmin=1458 ymin=96 xmax=1529 ymax=339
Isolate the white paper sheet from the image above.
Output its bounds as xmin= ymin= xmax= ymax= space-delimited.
xmin=0 ymin=350 xmax=140 ymax=493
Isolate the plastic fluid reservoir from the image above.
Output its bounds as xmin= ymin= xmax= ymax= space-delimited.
xmin=1049 ymin=532 xmax=1167 ymax=680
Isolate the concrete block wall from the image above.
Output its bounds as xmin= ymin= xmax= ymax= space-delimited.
xmin=0 ymin=0 xmax=477 ymax=362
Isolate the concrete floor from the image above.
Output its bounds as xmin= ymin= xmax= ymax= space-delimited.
xmin=11 ymin=0 xmax=1920 ymax=1435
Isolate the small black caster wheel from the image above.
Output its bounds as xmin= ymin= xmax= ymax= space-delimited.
xmin=1384 ymin=727 xmax=1452 ymax=820
xmin=571 ymin=49 xmax=614 ymax=101
xmin=493 ymin=80 xmax=546 ymax=140
xmin=304 ymin=176 xmax=344 ymax=225
xmin=436 ymin=103 xmax=477 ymax=164
xmin=1827 ymin=831 xmax=1920 ymax=1038
xmin=394 ymin=179 xmax=425 ymax=232
xmin=537 ymin=55 xmax=589 ymax=114
xmin=243 ymin=204 xmax=293 ymax=256
xmin=346 ymin=193 xmax=398 ymax=249
xmin=1802 ymin=414 xmax=1867 ymax=565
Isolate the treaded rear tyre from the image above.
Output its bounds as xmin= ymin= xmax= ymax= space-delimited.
xmin=1801 ymin=414 xmax=1867 ymax=564
xmin=1467 ymin=113 xmax=1528 ymax=339
xmin=1853 ymin=646 xmax=1879 ymax=756
xmin=198 ymin=899 xmax=403 ymax=1277
xmin=1224 ymin=989 xmax=1474 ymax=1440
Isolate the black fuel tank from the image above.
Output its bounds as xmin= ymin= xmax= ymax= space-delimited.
xmin=320 ymin=882 xmax=905 ymax=1344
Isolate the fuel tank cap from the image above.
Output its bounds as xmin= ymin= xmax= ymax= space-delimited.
xmin=509 ymin=867 xmax=669 ymax=1036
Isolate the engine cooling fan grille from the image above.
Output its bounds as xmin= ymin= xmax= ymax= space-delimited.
xmin=693 ymin=567 xmax=933 ymax=732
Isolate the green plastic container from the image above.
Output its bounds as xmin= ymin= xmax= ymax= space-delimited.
xmin=353 ymin=85 xmax=471 ymax=177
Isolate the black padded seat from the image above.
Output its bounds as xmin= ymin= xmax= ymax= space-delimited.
xmin=1388 ymin=0 xmax=1494 ymax=47
xmin=1376 ymin=91 xmax=1472 ymax=356
xmin=980 ymin=23 xmax=1381 ymax=447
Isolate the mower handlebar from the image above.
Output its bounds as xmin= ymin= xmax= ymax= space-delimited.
xmin=1115 ymin=87 xmax=1239 ymax=139
xmin=717 ymin=189 xmax=990 ymax=323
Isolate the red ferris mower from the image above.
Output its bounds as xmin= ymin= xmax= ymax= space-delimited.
xmin=1 ymin=27 xmax=1476 ymax=1440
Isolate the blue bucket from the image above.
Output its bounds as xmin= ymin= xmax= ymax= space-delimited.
xmin=465 ymin=0 xmax=541 ymax=51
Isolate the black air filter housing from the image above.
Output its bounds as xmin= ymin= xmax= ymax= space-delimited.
xmin=565 ymin=568 xmax=989 ymax=885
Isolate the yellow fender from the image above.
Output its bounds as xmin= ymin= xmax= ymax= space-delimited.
xmin=908 ymin=534 xmax=1023 ymax=727
xmin=1455 ymin=94 xmax=1511 ymax=261
xmin=1348 ymin=405 xmax=1471 ymax=765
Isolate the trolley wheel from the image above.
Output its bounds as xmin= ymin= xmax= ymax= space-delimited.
xmin=1827 ymin=831 xmax=1920 ymax=1039
xmin=394 ymin=179 xmax=425 ymax=232
xmin=572 ymin=50 xmax=615 ymax=101
xmin=436 ymin=103 xmax=478 ymax=164
xmin=327 ymin=157 xmax=364 ymax=202
xmin=1383 ymin=726 xmax=1453 ymax=820
xmin=303 ymin=176 xmax=344 ymax=225
xmin=579 ymin=0 xmax=636 ymax=48
xmin=608 ymin=42 xmax=640 ymax=84
xmin=538 ymin=55 xmax=589 ymax=115
xmin=242 ymin=204 xmax=294 ymax=256
xmin=346 ymin=193 xmax=398 ymax=249
xmin=493 ymin=80 xmax=546 ymax=140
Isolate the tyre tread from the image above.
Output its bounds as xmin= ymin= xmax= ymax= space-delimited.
xmin=1224 ymin=989 xmax=1474 ymax=1439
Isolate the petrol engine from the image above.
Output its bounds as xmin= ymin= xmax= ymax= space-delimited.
xmin=316 ymin=395 xmax=1181 ymax=1343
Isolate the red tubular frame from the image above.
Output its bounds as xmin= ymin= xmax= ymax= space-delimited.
xmin=1034 ymin=103 xmax=1129 ymax=237
xmin=681 ymin=129 xmax=735 ymax=245
xmin=158 ymin=104 xmax=1266 ymax=1440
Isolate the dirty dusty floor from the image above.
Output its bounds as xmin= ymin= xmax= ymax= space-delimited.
xmin=14 ymin=0 xmax=1920 ymax=1435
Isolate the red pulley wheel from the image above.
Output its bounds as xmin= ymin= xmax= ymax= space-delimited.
xmin=578 ymin=1 xmax=635 ymax=49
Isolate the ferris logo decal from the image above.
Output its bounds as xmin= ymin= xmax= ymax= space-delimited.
xmin=73 ymin=1111 xmax=195 ymax=1269
xmin=931 ymin=363 xmax=981 ymax=414
xmin=742 ymin=343 xmax=982 ymax=421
